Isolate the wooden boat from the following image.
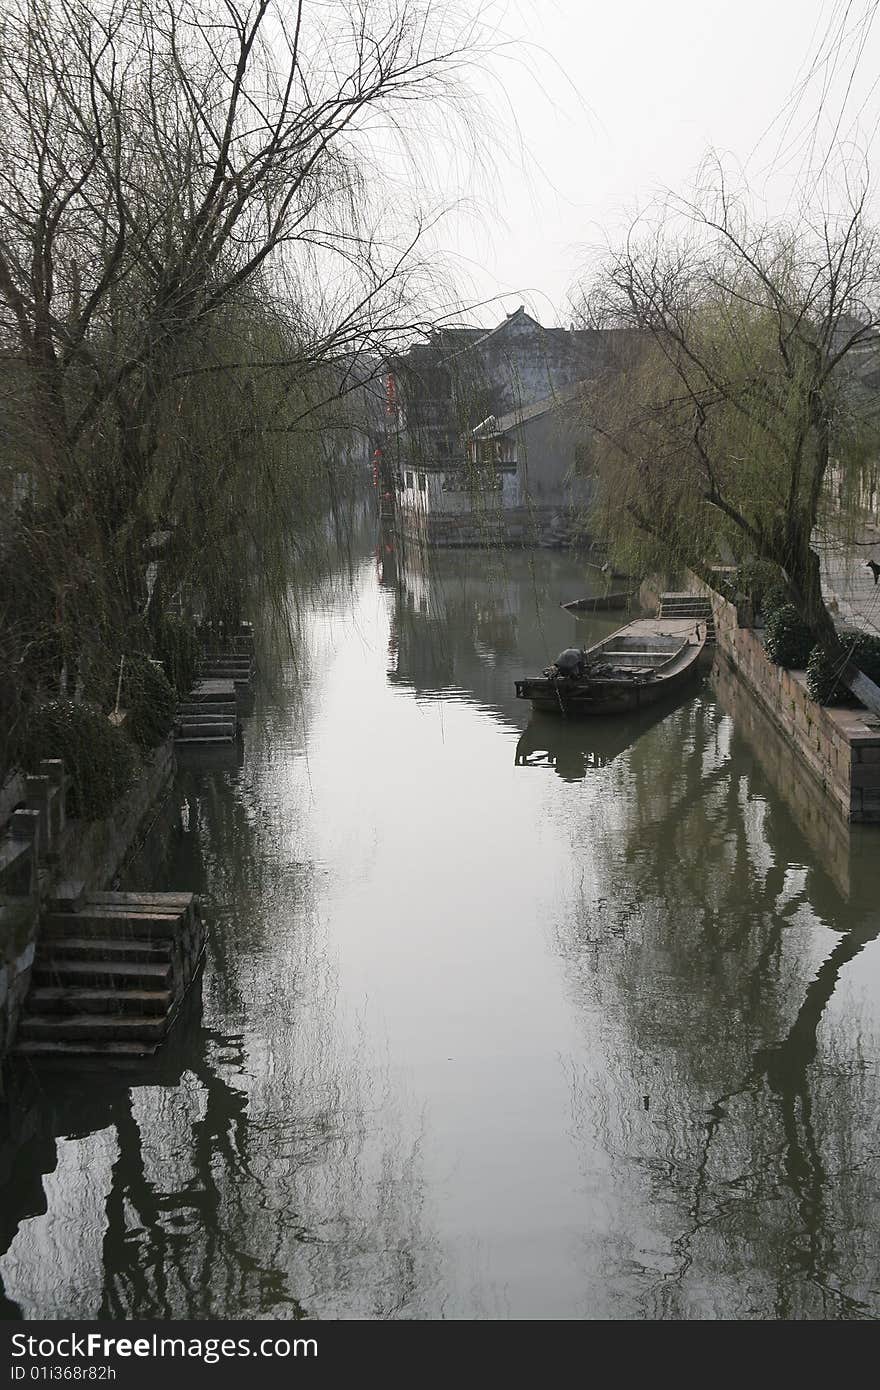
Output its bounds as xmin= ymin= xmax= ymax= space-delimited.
xmin=561 ymin=590 xmax=637 ymax=613
xmin=515 ymin=616 xmax=710 ymax=716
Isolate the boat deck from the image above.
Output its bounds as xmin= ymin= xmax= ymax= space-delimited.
xmin=607 ymin=616 xmax=701 ymax=642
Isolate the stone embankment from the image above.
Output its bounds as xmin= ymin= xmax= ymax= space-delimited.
xmin=1 ymin=621 xmax=260 ymax=1063
xmin=0 ymin=742 xmax=176 ymax=1062
xmin=684 ymin=579 xmax=880 ymax=824
xmin=397 ymin=503 xmax=587 ymax=549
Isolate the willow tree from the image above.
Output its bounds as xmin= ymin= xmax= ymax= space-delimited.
xmin=0 ymin=0 xmax=484 ymax=776
xmin=576 ymin=189 xmax=880 ymax=711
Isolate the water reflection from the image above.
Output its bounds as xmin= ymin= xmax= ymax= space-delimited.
xmin=380 ymin=532 xmax=620 ymax=721
xmin=2 ymin=525 xmax=879 ymax=1319
xmin=541 ymin=692 xmax=880 ymax=1318
xmin=515 ymin=696 xmax=699 ymax=780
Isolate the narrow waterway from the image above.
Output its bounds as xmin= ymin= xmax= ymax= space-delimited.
xmin=2 ymin=530 xmax=879 ymax=1320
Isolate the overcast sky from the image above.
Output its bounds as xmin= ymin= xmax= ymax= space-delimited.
xmin=430 ymin=0 xmax=880 ymax=325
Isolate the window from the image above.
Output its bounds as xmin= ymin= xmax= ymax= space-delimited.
xmin=405 ymin=470 xmax=414 ymax=488
xmin=418 ymin=473 xmax=427 ymax=492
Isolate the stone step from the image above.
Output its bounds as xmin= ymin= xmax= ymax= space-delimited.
xmin=86 ymin=891 xmax=194 ymax=909
xmin=34 ymin=958 xmax=173 ymax=989
xmin=188 ymin=680 xmax=236 ymax=702
xmin=36 ymin=936 xmax=174 ymax=965
xmin=176 ymin=700 xmax=237 ymax=715
xmin=47 ymin=880 xmax=86 ymax=912
xmin=42 ymin=910 xmax=184 ymax=940
xmin=199 ymin=659 xmax=252 ymax=670
xmin=18 ymin=1012 xmax=169 ymax=1042
xmin=14 ymin=1038 xmax=160 ymax=1059
xmin=175 ymin=720 xmax=236 ymax=737
xmin=26 ymin=986 xmax=173 ymax=1016
xmin=175 ymin=714 xmax=236 ymax=728
xmin=174 ymin=732 xmax=236 ymax=746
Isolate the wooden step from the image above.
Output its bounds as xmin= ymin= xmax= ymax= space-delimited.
xmin=36 ymin=936 xmax=173 ymax=965
xmin=18 ymin=1012 xmax=169 ymax=1042
xmin=34 ymin=958 xmax=173 ymax=989
xmin=26 ymin=986 xmax=172 ymax=1016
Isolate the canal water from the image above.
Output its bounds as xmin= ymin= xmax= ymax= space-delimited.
xmin=2 ymin=530 xmax=879 ymax=1320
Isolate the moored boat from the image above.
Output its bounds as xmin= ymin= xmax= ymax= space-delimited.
xmin=560 ymin=590 xmax=637 ymax=613
xmin=515 ymin=616 xmax=710 ymax=716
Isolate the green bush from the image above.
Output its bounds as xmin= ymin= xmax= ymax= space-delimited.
xmin=806 ymin=633 xmax=880 ymax=705
xmin=764 ymin=605 xmax=814 ymax=669
xmin=153 ymin=615 xmax=201 ymax=695
xmin=16 ymin=700 xmax=138 ymax=820
xmin=805 ymin=646 xmax=852 ymax=705
xmin=122 ymin=656 xmax=176 ymax=749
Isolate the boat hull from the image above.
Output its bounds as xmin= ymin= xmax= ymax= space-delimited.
xmin=560 ymin=591 xmax=637 ymax=613
xmin=516 ymin=673 xmax=693 ymax=715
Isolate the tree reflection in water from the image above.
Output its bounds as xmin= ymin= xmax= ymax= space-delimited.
xmin=553 ymin=689 xmax=880 ymax=1319
xmin=0 ymin=581 xmax=444 ymax=1321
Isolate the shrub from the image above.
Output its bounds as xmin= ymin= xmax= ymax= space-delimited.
xmin=805 ymin=633 xmax=880 ymax=705
xmin=805 ymin=646 xmax=852 ymax=705
xmin=122 ymin=656 xmax=176 ymax=749
xmin=764 ymin=605 xmax=814 ymax=668
xmin=16 ymin=700 xmax=138 ymax=820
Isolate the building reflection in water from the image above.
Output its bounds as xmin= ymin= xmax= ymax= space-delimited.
xmin=379 ymin=529 xmax=621 ymax=723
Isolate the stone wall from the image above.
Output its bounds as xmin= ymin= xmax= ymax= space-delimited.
xmin=57 ymin=739 xmax=174 ymax=891
xmin=691 ymin=579 xmax=880 ymax=823
xmin=710 ymin=659 xmax=854 ymax=895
